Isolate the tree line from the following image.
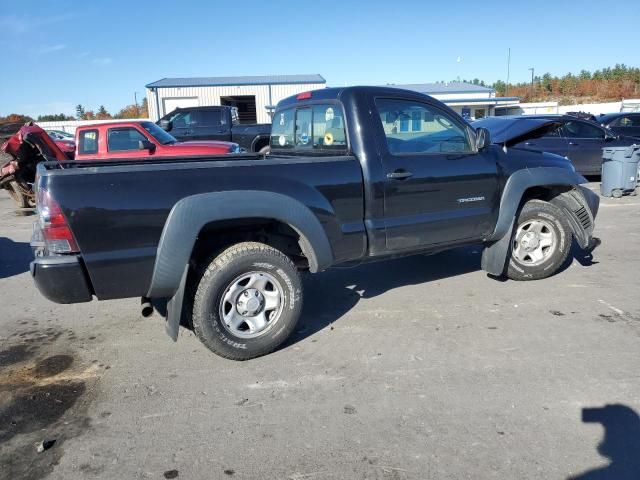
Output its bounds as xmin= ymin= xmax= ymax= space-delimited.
xmin=0 ymin=98 xmax=149 ymax=124
xmin=491 ymin=64 xmax=640 ymax=103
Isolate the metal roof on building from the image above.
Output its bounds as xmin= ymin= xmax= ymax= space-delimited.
xmin=388 ymin=81 xmax=495 ymax=95
xmin=442 ymin=96 xmax=520 ymax=104
xmin=146 ymin=74 xmax=326 ymax=88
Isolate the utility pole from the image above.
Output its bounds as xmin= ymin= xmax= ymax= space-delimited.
xmin=528 ymin=67 xmax=535 ymax=99
xmin=506 ymin=48 xmax=511 ymax=97
xmin=134 ymin=91 xmax=140 ymax=117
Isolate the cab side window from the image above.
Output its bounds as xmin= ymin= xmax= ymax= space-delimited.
xmin=375 ymin=99 xmax=472 ymax=154
xmin=107 ymin=128 xmax=148 ymax=151
xmin=198 ymin=110 xmax=222 ymax=127
xmin=78 ymin=129 xmax=98 ymax=155
xmin=564 ymin=121 xmax=604 ymax=139
xmin=170 ymin=111 xmax=192 ymax=128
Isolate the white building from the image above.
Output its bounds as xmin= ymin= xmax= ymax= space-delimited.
xmin=390 ymin=82 xmax=520 ymax=120
xmin=146 ymin=74 xmax=326 ymax=123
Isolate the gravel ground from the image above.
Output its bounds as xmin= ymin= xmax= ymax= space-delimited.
xmin=0 ymin=185 xmax=639 ymax=480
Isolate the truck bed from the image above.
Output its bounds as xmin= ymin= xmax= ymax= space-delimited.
xmin=37 ymin=153 xmax=366 ymax=300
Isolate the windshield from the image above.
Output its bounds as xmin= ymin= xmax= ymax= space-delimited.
xmin=141 ymin=121 xmax=177 ymax=145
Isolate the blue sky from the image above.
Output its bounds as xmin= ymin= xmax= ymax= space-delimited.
xmin=1 ymin=0 xmax=639 ymax=117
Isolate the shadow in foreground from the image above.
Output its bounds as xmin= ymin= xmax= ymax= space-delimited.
xmin=568 ymin=404 xmax=640 ymax=480
xmin=0 ymin=237 xmax=32 ymax=279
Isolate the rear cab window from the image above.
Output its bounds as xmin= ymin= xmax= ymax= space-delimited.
xmin=78 ymin=129 xmax=98 ymax=155
xmin=270 ymin=103 xmax=347 ymax=153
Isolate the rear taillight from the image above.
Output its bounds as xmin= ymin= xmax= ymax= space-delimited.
xmin=37 ymin=188 xmax=79 ymax=253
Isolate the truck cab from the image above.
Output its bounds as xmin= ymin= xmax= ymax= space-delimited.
xmin=158 ymin=106 xmax=271 ymax=153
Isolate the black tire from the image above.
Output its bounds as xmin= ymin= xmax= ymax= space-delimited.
xmin=192 ymin=242 xmax=302 ymax=360
xmin=507 ymin=199 xmax=572 ymax=281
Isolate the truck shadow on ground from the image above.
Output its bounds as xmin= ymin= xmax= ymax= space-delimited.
xmin=286 ymin=245 xmax=483 ymax=345
xmin=568 ymin=404 xmax=640 ymax=480
xmin=285 ymin=240 xmax=597 ymax=347
xmin=0 ymin=237 xmax=32 ymax=279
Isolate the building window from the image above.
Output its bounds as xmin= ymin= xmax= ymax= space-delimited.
xmin=474 ymin=108 xmax=486 ymax=119
xmin=411 ymin=110 xmax=421 ymax=131
xmin=399 ymin=115 xmax=409 ymax=132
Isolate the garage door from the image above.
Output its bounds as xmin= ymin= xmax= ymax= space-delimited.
xmin=162 ymin=97 xmax=199 ymax=116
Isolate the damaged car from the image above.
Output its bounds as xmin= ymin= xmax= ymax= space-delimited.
xmin=475 ymin=114 xmax=639 ymax=176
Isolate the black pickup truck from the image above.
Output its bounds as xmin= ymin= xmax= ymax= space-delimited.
xmin=31 ymin=86 xmax=599 ymax=360
xmin=157 ymin=106 xmax=271 ymax=153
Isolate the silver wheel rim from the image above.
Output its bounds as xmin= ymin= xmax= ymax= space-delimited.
xmin=512 ymin=218 xmax=557 ymax=266
xmin=219 ymin=271 xmax=284 ymax=339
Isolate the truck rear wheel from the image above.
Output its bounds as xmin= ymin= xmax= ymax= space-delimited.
xmin=192 ymin=242 xmax=302 ymax=360
xmin=506 ymin=200 xmax=572 ymax=281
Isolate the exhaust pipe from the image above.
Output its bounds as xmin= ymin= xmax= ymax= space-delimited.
xmin=140 ymin=297 xmax=154 ymax=317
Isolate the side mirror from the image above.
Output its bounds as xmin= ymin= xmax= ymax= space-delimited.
xmin=159 ymin=119 xmax=173 ymax=132
xmin=138 ymin=139 xmax=156 ymax=153
xmin=475 ymin=127 xmax=491 ymax=150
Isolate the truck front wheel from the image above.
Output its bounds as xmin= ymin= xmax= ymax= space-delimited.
xmin=192 ymin=242 xmax=303 ymax=360
xmin=507 ymin=200 xmax=572 ymax=281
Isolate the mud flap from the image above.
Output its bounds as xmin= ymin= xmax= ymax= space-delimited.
xmin=550 ymin=188 xmax=598 ymax=250
xmin=481 ymin=219 xmax=515 ymax=277
xmin=165 ymin=265 xmax=188 ymax=342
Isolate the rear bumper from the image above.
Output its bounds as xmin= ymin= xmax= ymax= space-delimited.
xmin=30 ymin=255 xmax=93 ymax=304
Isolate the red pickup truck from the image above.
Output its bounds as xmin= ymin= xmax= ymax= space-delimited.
xmin=74 ymin=121 xmax=242 ymax=160
xmin=1 ymin=121 xmax=242 ymax=208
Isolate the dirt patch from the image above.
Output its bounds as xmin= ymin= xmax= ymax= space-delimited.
xmin=0 ymin=328 xmax=99 ymax=480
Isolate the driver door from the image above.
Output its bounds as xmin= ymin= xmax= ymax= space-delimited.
xmin=374 ymin=98 xmax=500 ymax=251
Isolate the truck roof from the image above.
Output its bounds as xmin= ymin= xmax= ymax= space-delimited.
xmin=77 ymin=120 xmax=153 ymax=130
xmin=276 ymin=85 xmax=451 ymax=110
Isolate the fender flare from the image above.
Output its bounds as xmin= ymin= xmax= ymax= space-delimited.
xmin=250 ymin=134 xmax=270 ymax=152
xmin=147 ymin=190 xmax=333 ymax=299
xmin=481 ymin=167 xmax=589 ymax=276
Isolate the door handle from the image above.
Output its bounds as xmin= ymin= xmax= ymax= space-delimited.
xmin=387 ymin=169 xmax=413 ymax=180
xmin=569 ymin=142 xmax=579 ymax=146
xmin=524 ymin=142 xmax=536 ymax=146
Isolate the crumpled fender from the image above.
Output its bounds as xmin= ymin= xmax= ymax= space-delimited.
xmin=481 ymin=167 xmax=597 ymax=276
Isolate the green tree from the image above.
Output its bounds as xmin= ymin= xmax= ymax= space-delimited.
xmin=76 ymin=104 xmax=85 ymax=120
xmin=96 ymin=105 xmax=111 ymax=119
xmin=492 ymin=80 xmax=506 ymax=96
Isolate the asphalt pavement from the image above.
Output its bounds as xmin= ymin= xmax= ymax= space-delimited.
xmin=1 ymin=185 xmax=639 ymax=480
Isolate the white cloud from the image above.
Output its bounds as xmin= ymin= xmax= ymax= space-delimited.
xmin=38 ymin=44 xmax=66 ymax=55
xmin=92 ymin=57 xmax=113 ymax=67
xmin=0 ymin=13 xmax=76 ymax=35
